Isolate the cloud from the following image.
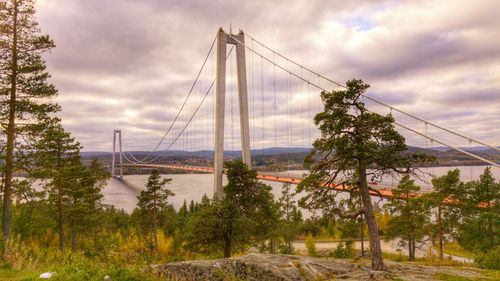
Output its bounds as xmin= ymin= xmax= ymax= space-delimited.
xmin=34 ymin=0 xmax=500 ymax=151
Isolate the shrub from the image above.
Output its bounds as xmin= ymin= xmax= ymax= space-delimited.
xmin=331 ymin=240 xmax=355 ymax=258
xmin=305 ymin=234 xmax=318 ymax=257
xmin=475 ymin=247 xmax=500 ymax=270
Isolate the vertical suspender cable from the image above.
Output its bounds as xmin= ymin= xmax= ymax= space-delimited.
xmin=300 ymin=67 xmax=304 ymax=147
xmin=261 ymin=53 xmax=264 ymax=149
xmin=230 ymin=49 xmax=234 ymax=153
xmin=308 ymin=82 xmax=311 ymax=146
xmin=273 ymin=63 xmax=277 ymax=150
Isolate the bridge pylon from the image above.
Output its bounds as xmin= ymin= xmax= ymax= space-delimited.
xmin=214 ymin=28 xmax=251 ymax=199
xmin=111 ymin=129 xmax=123 ymax=178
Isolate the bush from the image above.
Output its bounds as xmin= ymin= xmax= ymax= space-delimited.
xmin=305 ymin=234 xmax=318 ymax=257
xmin=331 ymin=240 xmax=355 ymax=258
xmin=475 ymin=247 xmax=500 ymax=270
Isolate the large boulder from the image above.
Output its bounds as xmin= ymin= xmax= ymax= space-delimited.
xmin=151 ymin=253 xmax=353 ymax=280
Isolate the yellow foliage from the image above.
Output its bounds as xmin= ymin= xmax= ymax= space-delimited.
xmin=156 ymin=230 xmax=173 ymax=256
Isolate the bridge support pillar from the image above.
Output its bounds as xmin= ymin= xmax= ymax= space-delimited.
xmin=112 ymin=129 xmax=123 ymax=178
xmin=214 ymin=28 xmax=251 ymax=199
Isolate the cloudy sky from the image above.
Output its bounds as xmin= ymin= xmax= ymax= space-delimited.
xmin=35 ymin=0 xmax=500 ymax=152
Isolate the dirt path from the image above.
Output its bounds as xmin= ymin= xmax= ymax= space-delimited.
xmin=292 ymin=240 xmax=473 ymax=263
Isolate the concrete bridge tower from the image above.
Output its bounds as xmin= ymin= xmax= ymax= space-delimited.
xmin=214 ymin=28 xmax=251 ymax=199
xmin=111 ymin=129 xmax=123 ymax=178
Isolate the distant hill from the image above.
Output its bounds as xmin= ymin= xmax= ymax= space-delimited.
xmin=80 ymin=146 xmax=498 ymax=168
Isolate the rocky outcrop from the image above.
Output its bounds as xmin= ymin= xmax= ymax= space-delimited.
xmin=151 ymin=253 xmax=492 ymax=281
xmin=151 ymin=253 xmax=353 ymax=280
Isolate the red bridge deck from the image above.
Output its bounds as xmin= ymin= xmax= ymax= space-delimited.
xmin=121 ymin=163 xmax=395 ymax=199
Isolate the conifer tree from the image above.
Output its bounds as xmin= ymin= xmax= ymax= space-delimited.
xmin=32 ymin=120 xmax=80 ymax=252
xmin=137 ymin=170 xmax=174 ymax=254
xmin=385 ymin=175 xmax=430 ymax=261
xmin=298 ymin=79 xmax=432 ymax=270
xmin=0 ymin=0 xmax=59 ymax=241
xmin=458 ymin=167 xmax=499 ymax=253
xmin=425 ymin=169 xmax=464 ymax=260
xmin=278 ymin=183 xmax=300 ymax=254
xmin=184 ymin=161 xmax=277 ymax=257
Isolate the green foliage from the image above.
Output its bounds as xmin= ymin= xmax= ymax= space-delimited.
xmin=305 ymin=234 xmax=318 ymax=257
xmin=184 ymin=161 xmax=279 ymax=257
xmin=1 ymin=0 xmax=61 ymax=240
xmin=385 ymin=175 xmax=430 ymax=260
xmin=424 ymin=169 xmax=464 ymax=259
xmin=136 ymin=170 xmax=175 ymax=254
xmin=297 ymin=79 xmax=432 ymax=270
xmin=457 ymin=167 xmax=499 ymax=253
xmin=277 ymin=183 xmax=301 ymax=254
xmin=475 ymin=247 xmax=500 ymax=270
xmin=331 ymin=240 xmax=355 ymax=258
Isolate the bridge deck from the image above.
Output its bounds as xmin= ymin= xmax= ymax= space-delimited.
xmin=121 ymin=163 xmax=395 ymax=199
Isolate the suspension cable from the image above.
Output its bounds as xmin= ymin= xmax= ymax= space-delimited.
xmin=127 ymin=46 xmax=235 ymax=164
xmin=228 ymin=34 xmax=500 ymax=168
xmin=243 ymin=32 xmax=500 ymax=153
xmin=130 ymin=35 xmax=217 ymax=162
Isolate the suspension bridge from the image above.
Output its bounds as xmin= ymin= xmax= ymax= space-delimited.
xmin=110 ymin=28 xmax=500 ymax=199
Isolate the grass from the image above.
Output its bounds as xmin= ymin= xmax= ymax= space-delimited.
xmin=0 ymin=255 xmax=165 ymax=281
xmin=444 ymin=243 xmax=475 ymax=259
xmin=0 ymin=264 xmax=38 ymax=281
xmin=435 ymin=273 xmax=474 ymax=281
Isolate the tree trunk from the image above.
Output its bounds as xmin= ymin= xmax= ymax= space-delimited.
xmin=153 ymin=193 xmax=159 ymax=254
xmin=94 ymin=229 xmax=99 ymax=253
xmin=56 ymin=180 xmax=65 ymax=252
xmin=412 ymin=239 xmax=416 ymax=261
xmin=359 ymin=164 xmax=386 ymax=270
xmin=2 ymin=0 xmax=19 ymax=245
xmin=408 ymin=238 xmax=412 ymax=261
xmin=360 ymin=215 xmax=365 ymax=257
xmin=71 ymin=232 xmax=76 ymax=251
xmin=224 ymin=228 xmax=232 ymax=258
xmin=437 ymin=206 xmax=443 ymax=260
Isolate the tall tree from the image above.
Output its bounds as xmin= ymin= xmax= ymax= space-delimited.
xmin=185 ymin=161 xmax=277 ymax=258
xmin=0 ymin=0 xmax=59 ymax=242
xmin=278 ymin=183 xmax=301 ymax=254
xmin=297 ymin=79 xmax=432 ymax=270
xmin=63 ymin=159 xmax=109 ymax=251
xmin=32 ymin=120 xmax=80 ymax=252
xmin=424 ymin=169 xmax=464 ymax=260
xmin=457 ymin=167 xmax=499 ymax=253
xmin=385 ymin=175 xmax=430 ymax=261
xmin=137 ymin=170 xmax=174 ymax=254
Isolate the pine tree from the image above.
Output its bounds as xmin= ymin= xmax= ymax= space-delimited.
xmin=32 ymin=120 xmax=80 ymax=252
xmin=385 ymin=175 xmax=430 ymax=261
xmin=63 ymin=159 xmax=109 ymax=251
xmin=297 ymin=79 xmax=433 ymax=270
xmin=184 ymin=161 xmax=277 ymax=257
xmin=137 ymin=170 xmax=174 ymax=254
xmin=0 ymin=0 xmax=59 ymax=242
xmin=278 ymin=183 xmax=300 ymax=254
xmin=457 ymin=167 xmax=499 ymax=253
xmin=425 ymin=169 xmax=464 ymax=260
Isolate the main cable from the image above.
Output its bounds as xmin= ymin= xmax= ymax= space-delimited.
xmin=244 ymin=32 xmax=500 ymax=153
xmin=130 ymin=35 xmax=218 ymax=162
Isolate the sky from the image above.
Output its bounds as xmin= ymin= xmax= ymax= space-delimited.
xmin=34 ymin=0 xmax=500 ymax=152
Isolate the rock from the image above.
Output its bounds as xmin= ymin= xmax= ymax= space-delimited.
xmin=103 ymin=275 xmax=111 ymax=280
xmin=152 ymin=253 xmax=352 ymax=281
xmin=151 ymin=254 xmax=494 ymax=281
xmin=39 ymin=272 xmax=55 ymax=279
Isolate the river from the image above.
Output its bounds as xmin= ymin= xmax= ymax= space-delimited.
xmin=102 ymin=165 xmax=498 ymax=213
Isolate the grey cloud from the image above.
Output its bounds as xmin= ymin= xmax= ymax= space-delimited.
xmin=33 ymin=0 xmax=500 ymax=151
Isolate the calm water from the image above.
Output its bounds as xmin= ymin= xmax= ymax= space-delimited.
xmin=103 ymin=166 xmax=499 ymax=213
